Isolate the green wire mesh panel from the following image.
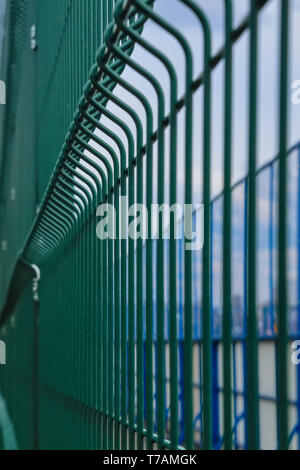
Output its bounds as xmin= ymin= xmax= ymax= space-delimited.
xmin=0 ymin=0 xmax=299 ymax=451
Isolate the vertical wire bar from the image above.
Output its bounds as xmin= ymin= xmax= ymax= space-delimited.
xmin=127 ymin=15 xmax=140 ymax=451
xmin=102 ymin=0 xmax=107 ymax=45
xmin=93 ymin=2 xmax=98 ymax=447
xmin=75 ymin=219 xmax=79 ymax=449
xmin=142 ymin=27 xmax=154 ymax=452
xmin=108 ymin=13 xmax=123 ymax=450
xmin=136 ymin=108 xmax=144 ymax=450
xmin=103 ymin=218 xmax=108 ymax=448
xmin=74 ymin=180 xmax=79 ymax=446
xmin=146 ymin=163 xmax=153 ymax=450
xmin=91 ymin=0 xmax=97 ymax=450
xmin=80 ymin=225 xmax=84 ymax=448
xmin=121 ymin=148 xmax=128 ymax=451
xmin=98 ymin=187 xmax=104 ymax=450
xmin=77 ymin=0 xmax=82 ymax=445
xmin=97 ymin=4 xmax=103 ymax=449
xmin=277 ymin=0 xmax=290 ymax=450
xmin=168 ymin=49 xmax=179 ymax=453
xmin=87 ymin=216 xmax=91 ymax=449
xmin=201 ymin=16 xmax=212 ymax=454
xmin=183 ymin=28 xmax=194 ymax=455
xmin=86 ymin=209 xmax=90 ymax=448
xmin=108 ymin=0 xmax=113 ymax=23
xmin=222 ymin=0 xmax=233 ymax=450
xmin=69 ymin=3 xmax=76 ymax=448
xmin=128 ymin=138 xmax=136 ymax=450
xmin=246 ymin=0 xmax=259 ymax=450
xmin=269 ymin=165 xmax=275 ymax=334
xmin=108 ymin=187 xmax=114 ymax=449
xmin=114 ymin=174 xmax=121 ymax=450
xmin=72 ymin=240 xmax=78 ymax=449
xmin=91 ymin=211 xmax=95 ymax=449
xmin=84 ymin=2 xmax=89 ymax=448
xmin=107 ymin=1 xmax=117 ymax=444
xmin=243 ymin=180 xmax=249 ymax=448
xmin=157 ymin=79 xmax=166 ymax=453
xmin=297 ymin=146 xmax=300 ymax=450
xmin=80 ymin=185 xmax=85 ymax=448
xmin=81 ymin=1 xmax=85 ymax=448
xmin=146 ymin=104 xmax=154 ymax=450
xmin=71 ymin=238 xmax=75 ymax=449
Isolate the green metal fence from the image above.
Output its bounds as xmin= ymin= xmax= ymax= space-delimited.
xmin=0 ymin=0 xmax=298 ymax=450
